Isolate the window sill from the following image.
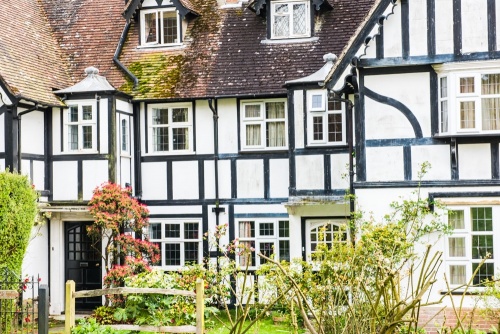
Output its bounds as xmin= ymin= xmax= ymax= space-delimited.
xmin=146 ymin=151 xmax=195 ymax=156
xmin=239 ymin=148 xmax=289 ymax=154
xmin=439 ymin=289 xmax=484 ymax=296
xmin=136 ymin=43 xmax=185 ymax=50
xmin=261 ymin=37 xmax=319 ymax=45
xmin=433 ymin=132 xmax=500 ymax=138
xmin=306 ymin=143 xmax=348 ymax=148
xmin=62 ymin=150 xmax=99 ymax=154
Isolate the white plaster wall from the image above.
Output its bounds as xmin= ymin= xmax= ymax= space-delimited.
xmin=295 ymin=155 xmax=324 ymax=190
xmin=435 ymin=0 xmax=454 ymax=55
xmin=141 ymin=162 xmax=167 ymax=200
xmin=207 ymin=204 xmax=230 ymax=247
xmin=52 ymin=161 xmax=78 ymax=200
xmin=331 ymin=153 xmax=349 ymax=189
xmin=49 ymin=214 xmax=65 ymax=315
xmin=0 ymin=113 xmax=4 ymax=152
xmin=363 ymin=34 xmax=377 ymax=59
xmin=22 ymin=224 xmax=49 ymax=297
xmin=120 ymin=157 xmax=132 ymax=188
xmin=21 ymin=110 xmax=44 ymax=154
xmin=172 ymin=160 xmax=199 ymax=199
xmin=0 ymin=159 xmax=4 ymax=171
xmin=237 ymin=159 xmax=264 ymax=198
xmin=458 ymin=143 xmax=491 ymax=180
xmin=366 ymin=146 xmax=404 ymax=181
xmin=116 ymin=99 xmax=132 ymax=114
xmin=32 ymin=160 xmax=45 ymax=190
xmin=148 ymin=205 xmax=202 ymax=215
xmin=269 ymin=159 xmax=289 ymax=198
xmin=408 ymin=0 xmax=428 ymax=56
xmin=294 ymin=90 xmax=305 ymax=149
xmin=217 ymin=98 xmax=238 ymax=154
xmin=411 ymin=145 xmax=451 ymax=181
xmin=233 ymin=204 xmax=287 ymax=215
xmin=365 ymin=72 xmax=431 ymax=139
xmin=99 ymin=98 xmax=109 ymax=154
xmin=83 ymin=160 xmax=109 ymax=200
xmin=52 ymin=108 xmax=62 ymax=155
xmin=195 ymin=100 xmax=214 ymax=155
xmin=204 ymin=160 xmax=232 ymax=199
xmin=20 ymin=159 xmax=31 ymax=180
xmin=461 ymin=0 xmax=488 ymax=54
xmin=383 ymin=3 xmax=403 ymax=58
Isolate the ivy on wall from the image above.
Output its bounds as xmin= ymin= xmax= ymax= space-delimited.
xmin=0 ymin=170 xmax=38 ymax=274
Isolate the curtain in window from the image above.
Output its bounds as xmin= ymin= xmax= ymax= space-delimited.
xmin=145 ymin=12 xmax=157 ymax=43
xmin=266 ymin=102 xmax=285 ymax=147
xmin=449 ymin=265 xmax=466 ymax=285
xmin=246 ymin=125 xmax=261 ymax=146
xmin=448 ymin=237 xmax=466 ymax=257
xmin=460 ymin=101 xmax=475 ymax=129
xmin=481 ymin=74 xmax=500 ymax=130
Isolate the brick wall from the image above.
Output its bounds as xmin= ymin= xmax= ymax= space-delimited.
xmin=417 ymin=307 xmax=499 ymax=333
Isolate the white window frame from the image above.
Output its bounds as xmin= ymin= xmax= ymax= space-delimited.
xmin=235 ymin=219 xmax=290 ymax=269
xmin=63 ymin=101 xmax=97 ymax=153
xmin=435 ymin=61 xmax=500 ymax=136
xmin=140 ymin=7 xmax=181 ymax=47
xmin=307 ymin=90 xmax=346 ymax=146
xmin=240 ymin=99 xmax=288 ymax=151
xmin=444 ymin=206 xmax=497 ymax=289
xmin=305 ymin=219 xmax=349 ymax=262
xmin=121 ymin=117 xmax=130 ymax=154
xmin=147 ymin=103 xmax=193 ymax=154
xmin=147 ymin=219 xmax=202 ymax=270
xmin=270 ymin=0 xmax=311 ymax=40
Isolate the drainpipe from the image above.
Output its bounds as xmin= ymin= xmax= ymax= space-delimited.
xmin=16 ymin=103 xmax=39 ymax=173
xmin=208 ymin=98 xmax=224 ymax=272
xmin=114 ymin=22 xmax=139 ymax=88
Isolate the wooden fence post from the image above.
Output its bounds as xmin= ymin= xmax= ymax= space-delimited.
xmin=196 ymin=278 xmax=204 ymax=334
xmin=65 ymin=280 xmax=75 ymax=334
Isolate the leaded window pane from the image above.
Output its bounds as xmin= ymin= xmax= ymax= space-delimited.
xmin=184 ymin=222 xmax=198 ymax=239
xmin=279 ymin=240 xmax=290 ymax=261
xmin=328 ymin=99 xmax=342 ymax=110
xmin=82 ymin=126 xmax=92 ymax=149
xmin=311 ymin=95 xmax=323 ymax=109
xmin=313 ymin=116 xmax=323 ymax=140
xmin=471 ymin=207 xmax=493 ymax=231
xmin=259 ymin=222 xmax=274 ymax=236
xmin=460 ymin=101 xmax=476 ymax=129
xmin=259 ymin=242 xmax=274 ymax=264
xmin=449 ymin=265 xmax=466 ymax=285
xmin=472 ymin=262 xmax=494 ymax=286
xmin=172 ymin=108 xmax=188 ymax=122
xmin=481 ymin=97 xmax=500 ymax=130
xmin=440 ymin=77 xmax=448 ymax=98
xmin=69 ymin=106 xmax=78 ymax=122
xmin=163 ymin=12 xmax=178 ymax=44
xmin=122 ymin=119 xmax=128 ymax=151
xmin=184 ymin=242 xmax=199 ymax=263
xmin=273 ymin=15 xmax=289 ymax=38
xmin=441 ymin=101 xmax=449 ymax=132
xmin=460 ymin=77 xmax=475 ymax=94
xmin=82 ymin=106 xmax=92 ymax=120
xmin=152 ymin=108 xmax=169 ymax=125
xmin=165 ymin=224 xmax=181 ymax=238
xmin=172 ymin=127 xmax=188 ymax=150
xmin=149 ymin=223 xmax=161 ymax=239
xmin=472 ymin=235 xmax=494 ymax=259
xmin=165 ymin=243 xmax=180 ymax=266
xmin=292 ymin=3 xmax=306 ymax=35
xmin=68 ymin=125 xmax=78 ymax=150
xmin=153 ymin=127 xmax=169 ymax=151
xmin=279 ymin=221 xmax=289 ymax=238
xmin=328 ymin=113 xmax=343 ymax=142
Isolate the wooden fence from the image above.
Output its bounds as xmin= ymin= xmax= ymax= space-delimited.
xmin=65 ymin=279 xmax=205 ymax=334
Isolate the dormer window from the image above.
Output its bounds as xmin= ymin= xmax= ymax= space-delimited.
xmin=271 ymin=0 xmax=310 ymax=39
xmin=140 ymin=8 xmax=181 ymax=46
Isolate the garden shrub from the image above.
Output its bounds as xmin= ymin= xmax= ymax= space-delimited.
xmin=71 ymin=318 xmax=130 ymax=334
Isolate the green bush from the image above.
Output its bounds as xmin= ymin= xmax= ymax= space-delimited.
xmin=71 ymin=318 xmax=130 ymax=334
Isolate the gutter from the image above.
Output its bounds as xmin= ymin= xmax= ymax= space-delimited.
xmin=114 ymin=22 xmax=139 ymax=88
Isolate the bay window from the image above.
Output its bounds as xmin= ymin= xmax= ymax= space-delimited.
xmin=236 ymin=219 xmax=290 ymax=268
xmin=148 ymin=103 xmax=193 ymax=154
xmin=446 ymin=207 xmax=495 ymax=287
xmin=141 ymin=7 xmax=180 ymax=46
xmin=307 ymin=90 xmax=346 ymax=146
xmin=64 ymin=102 xmax=96 ymax=152
xmin=148 ymin=220 xmax=202 ymax=268
xmin=241 ymin=100 xmax=287 ymax=150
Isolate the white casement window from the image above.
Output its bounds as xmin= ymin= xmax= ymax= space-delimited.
xmin=307 ymin=90 xmax=346 ymax=146
xmin=121 ymin=118 xmax=129 ymax=153
xmin=306 ymin=219 xmax=348 ymax=261
xmin=148 ymin=220 xmax=202 ymax=269
xmin=445 ymin=207 xmax=496 ymax=287
xmin=436 ymin=62 xmax=500 ymax=135
xmin=64 ymin=102 xmax=96 ymax=152
xmin=271 ymin=0 xmax=310 ymax=39
xmin=241 ymin=100 xmax=287 ymax=150
xmin=236 ymin=219 xmax=290 ymax=268
xmin=148 ymin=103 xmax=193 ymax=154
xmin=140 ymin=8 xmax=181 ymax=46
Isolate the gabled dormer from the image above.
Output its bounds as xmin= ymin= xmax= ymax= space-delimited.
xmin=124 ymin=0 xmax=200 ymax=48
xmin=249 ymin=0 xmax=332 ymax=41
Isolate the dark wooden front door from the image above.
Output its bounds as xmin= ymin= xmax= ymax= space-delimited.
xmin=65 ymin=222 xmax=102 ymax=310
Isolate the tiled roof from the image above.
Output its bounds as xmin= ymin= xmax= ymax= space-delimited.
xmin=0 ymin=0 xmax=72 ymax=106
xmin=208 ymin=0 xmax=376 ymax=97
xmin=39 ymin=0 xmax=128 ymax=92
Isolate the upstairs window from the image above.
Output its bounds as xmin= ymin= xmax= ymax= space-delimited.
xmin=270 ymin=0 xmax=310 ymax=39
xmin=307 ymin=90 xmax=346 ymax=146
xmin=64 ymin=102 xmax=96 ymax=152
xmin=241 ymin=99 xmax=287 ymax=150
xmin=148 ymin=103 xmax=193 ymax=154
xmin=140 ymin=8 xmax=180 ymax=46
